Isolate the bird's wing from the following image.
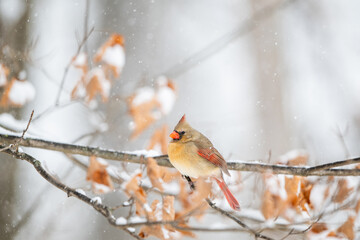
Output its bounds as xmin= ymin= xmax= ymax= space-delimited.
xmin=196 ymin=146 xmax=230 ymax=176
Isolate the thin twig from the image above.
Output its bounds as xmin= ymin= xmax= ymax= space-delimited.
xmin=83 ymin=0 xmax=91 ymax=67
xmin=205 ymin=199 xmax=274 ymax=240
xmin=5 ymin=149 xmax=141 ymax=239
xmin=13 ymin=110 xmax=34 ymax=152
xmin=2 ymin=149 xmax=259 ymax=239
xmin=20 ymin=110 xmax=34 ymax=140
xmin=333 ymin=124 xmax=351 ymax=158
xmin=54 ymin=27 xmax=94 ymax=106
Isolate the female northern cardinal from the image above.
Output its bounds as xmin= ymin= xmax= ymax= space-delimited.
xmin=167 ymin=114 xmax=240 ymax=211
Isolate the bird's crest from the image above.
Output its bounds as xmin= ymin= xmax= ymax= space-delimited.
xmin=179 ymin=114 xmax=186 ymax=123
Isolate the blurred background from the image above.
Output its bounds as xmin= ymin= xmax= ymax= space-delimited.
xmin=1 ymin=0 xmax=360 ymax=239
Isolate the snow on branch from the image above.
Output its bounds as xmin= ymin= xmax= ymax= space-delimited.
xmin=1 ymin=133 xmax=360 ymax=177
xmin=2 ymin=148 xmax=275 ymax=240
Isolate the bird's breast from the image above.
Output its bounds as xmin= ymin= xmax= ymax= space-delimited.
xmin=167 ymin=142 xmax=220 ymax=178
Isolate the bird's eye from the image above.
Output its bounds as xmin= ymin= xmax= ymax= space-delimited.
xmin=180 ymin=131 xmax=185 ymax=135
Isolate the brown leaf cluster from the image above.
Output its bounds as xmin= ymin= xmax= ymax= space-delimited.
xmin=309 ymin=215 xmax=356 ymax=240
xmin=279 ymin=150 xmax=308 ymax=166
xmin=139 ymin=196 xmax=176 ymax=240
xmin=94 ymin=34 xmax=125 ymax=77
xmin=128 ymin=77 xmax=176 ymax=139
xmin=308 ymin=177 xmax=357 ymax=238
xmin=176 ymin=177 xmax=212 ymax=220
xmin=146 ymin=157 xmax=181 ymax=192
xmin=310 ymin=223 xmax=328 ymax=233
xmin=262 ymin=175 xmax=313 ymax=220
xmin=71 ymin=65 xmax=111 ymax=103
xmin=128 ymin=94 xmax=160 ymax=139
xmin=147 ymin=157 xmax=164 ymax=192
xmin=0 ymin=64 xmax=35 ymax=108
xmin=123 ymin=169 xmax=183 ymax=239
xmin=71 ymin=34 xmax=125 ymax=103
xmin=262 ymin=151 xmax=312 ymax=220
xmin=334 ymin=179 xmax=353 ymax=203
xmin=337 ymin=216 xmax=355 ymax=240
xmin=0 ymin=77 xmax=16 ymax=107
xmin=86 ymin=156 xmax=114 ymax=194
xmin=263 ymin=151 xmax=360 ymax=239
xmin=124 ymin=172 xmax=148 ymax=216
xmin=121 ymin=155 xmax=215 ymax=239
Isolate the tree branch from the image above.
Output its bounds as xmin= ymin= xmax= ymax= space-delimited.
xmin=4 ymin=148 xmax=142 ymax=239
xmin=54 ymin=27 xmax=94 ymax=106
xmin=2 ymin=148 xmax=272 ymax=239
xmin=206 ymin=199 xmax=273 ymax=240
xmin=1 ymin=133 xmax=360 ymax=177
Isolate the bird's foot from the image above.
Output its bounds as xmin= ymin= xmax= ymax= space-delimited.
xmin=182 ymin=175 xmax=196 ymax=191
xmin=206 ymin=198 xmax=216 ymax=207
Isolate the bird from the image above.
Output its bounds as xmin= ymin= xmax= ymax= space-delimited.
xmin=167 ymin=114 xmax=240 ymax=211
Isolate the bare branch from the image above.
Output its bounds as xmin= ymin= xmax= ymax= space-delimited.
xmin=0 ymin=110 xmax=34 ymax=153
xmin=2 ymin=149 xmax=268 ymax=239
xmin=54 ymin=27 xmax=94 ymax=106
xmin=20 ymin=110 xmax=34 ymax=140
xmin=1 ymin=133 xmax=360 ymax=177
xmin=3 ymin=148 xmax=141 ymax=239
xmin=206 ymin=199 xmax=273 ymax=240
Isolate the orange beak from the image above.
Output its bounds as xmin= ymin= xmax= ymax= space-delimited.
xmin=169 ymin=131 xmax=180 ymax=140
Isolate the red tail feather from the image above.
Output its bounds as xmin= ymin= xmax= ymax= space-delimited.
xmin=215 ymin=178 xmax=240 ymax=211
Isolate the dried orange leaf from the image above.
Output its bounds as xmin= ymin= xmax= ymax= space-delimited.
xmin=176 ymin=178 xmax=211 ymax=220
xmin=337 ymin=216 xmax=355 ymax=240
xmin=327 ymin=231 xmax=337 ymax=237
xmin=0 ymin=63 xmax=9 ymax=87
xmin=147 ymin=124 xmax=168 ymax=154
xmin=261 ymin=189 xmax=280 ymax=220
xmin=0 ymin=78 xmax=35 ymax=107
xmin=86 ymin=68 xmax=111 ymax=102
xmin=334 ymin=179 xmax=353 ymax=203
xmin=124 ymin=172 xmax=148 ymax=216
xmin=298 ymin=180 xmax=313 ymax=211
xmin=128 ymin=93 xmax=160 ymax=139
xmin=86 ymin=156 xmax=114 ymax=194
xmin=0 ymin=78 xmax=15 ymax=107
xmin=147 ymin=157 xmax=164 ymax=192
xmin=160 ymin=168 xmax=180 ymax=184
xmin=139 ymin=199 xmax=166 ymax=239
xmin=129 ymin=77 xmax=176 ymax=139
xmin=261 ymin=174 xmax=288 ymax=219
xmin=71 ymin=52 xmax=88 ymax=73
xmin=279 ymin=150 xmax=308 ymax=166
xmin=285 ymin=176 xmax=301 ymax=206
xmin=285 ymin=176 xmax=312 ymax=213
xmin=174 ymin=222 xmax=196 ymax=238
xmin=310 ymin=223 xmax=328 ymax=233
xmin=71 ymin=67 xmax=111 ymax=103
xmin=355 ymin=199 xmax=360 ymax=213
xmin=162 ymin=196 xmax=175 ymax=222
xmin=94 ymin=34 xmax=125 ymax=77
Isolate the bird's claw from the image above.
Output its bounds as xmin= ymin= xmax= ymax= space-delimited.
xmin=182 ymin=175 xmax=196 ymax=191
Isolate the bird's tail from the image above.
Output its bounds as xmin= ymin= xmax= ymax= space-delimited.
xmin=215 ymin=178 xmax=240 ymax=211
